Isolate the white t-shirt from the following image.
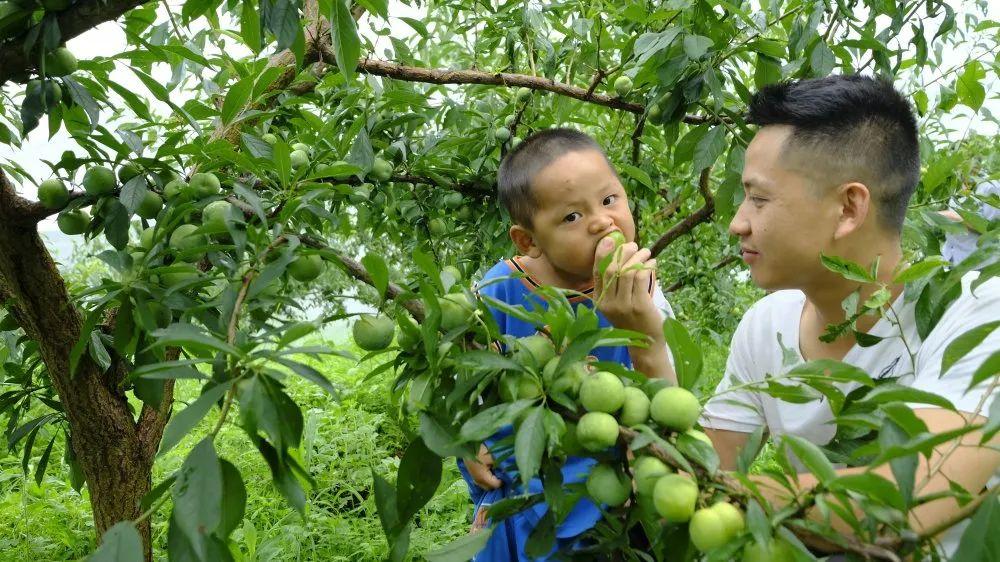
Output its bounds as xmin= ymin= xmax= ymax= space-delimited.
xmin=701 ymin=273 xmax=999 ymax=556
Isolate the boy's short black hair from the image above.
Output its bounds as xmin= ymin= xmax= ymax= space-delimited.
xmin=747 ymin=74 xmax=920 ymax=232
xmin=497 ymin=128 xmax=612 ymax=227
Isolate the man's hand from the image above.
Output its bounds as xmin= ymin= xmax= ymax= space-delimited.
xmin=465 ymin=443 xmax=501 ymax=490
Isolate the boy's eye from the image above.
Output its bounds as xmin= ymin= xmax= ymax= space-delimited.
xmin=563 ymin=212 xmax=582 ymax=223
xmin=603 ymin=195 xmax=618 ymax=206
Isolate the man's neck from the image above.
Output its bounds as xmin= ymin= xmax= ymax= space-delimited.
xmin=802 ymin=243 xmax=905 ymax=336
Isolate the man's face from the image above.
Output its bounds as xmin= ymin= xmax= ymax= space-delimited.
xmin=729 ymin=126 xmax=842 ymax=291
xmin=525 ymin=149 xmax=636 ymax=285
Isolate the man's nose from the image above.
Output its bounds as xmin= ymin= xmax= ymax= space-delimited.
xmin=728 ymin=204 xmax=750 ymax=237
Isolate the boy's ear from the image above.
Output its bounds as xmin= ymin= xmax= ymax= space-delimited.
xmin=510 ymin=225 xmax=542 ymax=258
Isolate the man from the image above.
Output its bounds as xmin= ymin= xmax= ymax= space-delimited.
xmin=693 ymin=75 xmax=999 ymax=556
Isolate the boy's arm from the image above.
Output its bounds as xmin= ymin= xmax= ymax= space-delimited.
xmin=593 ymin=238 xmax=676 ymax=382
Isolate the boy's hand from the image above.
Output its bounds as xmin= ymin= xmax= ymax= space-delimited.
xmin=466 ymin=443 xmax=502 ymax=490
xmin=593 ymin=237 xmax=662 ymax=337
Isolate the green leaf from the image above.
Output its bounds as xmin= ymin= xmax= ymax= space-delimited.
xmin=879 ymin=419 xmax=916 ymax=507
xmin=783 ymin=435 xmax=837 ymax=484
xmin=661 ymin=317 xmax=703 ymax=391
xmin=34 ymin=435 xmax=56 ymax=486
xmin=425 ymin=527 xmax=495 ymax=562
xmin=455 ymin=350 xmax=526 ymax=372
xmin=860 ymin=383 xmax=955 ymax=410
xmin=828 ymin=472 xmax=905 ymax=510
xmin=221 ymin=75 xmax=255 ymax=125
xmin=514 ymin=407 xmax=546 ymax=484
xmin=970 ymin=351 xmax=1000 ymax=391
xmin=682 ymin=34 xmax=713 ymax=59
xmin=809 ymin=40 xmax=835 ymax=76
xmin=330 ymin=0 xmax=360 ymax=80
xmin=272 ymin=356 xmax=339 ymax=396
xmin=89 ymin=522 xmax=144 ymax=562
xmin=459 ymin=400 xmax=534 ymax=442
xmin=240 ymin=0 xmax=262 ymax=52
xmin=956 ymin=60 xmax=986 ymax=112
xmin=754 ymin=54 xmax=782 ymax=89
xmin=952 ymin=495 xmax=1000 ymax=562
xmin=736 ymin=426 xmax=767 ymax=474
xmin=941 ymin=321 xmax=1000 ymax=375
xmin=361 ymin=253 xmax=389 ymax=301
xmin=119 ymin=176 xmax=148 ymax=216
xmin=148 ymin=323 xmax=242 ymax=357
xmin=158 ymin=381 xmax=232 ymax=456
xmin=261 ymin=0 xmax=299 ymax=51
xmin=692 ymin=125 xmax=726 ymax=173
xmin=419 ymin=411 xmax=472 ymax=458
xmin=172 ymin=439 xmax=222 ymax=558
xmin=217 ymin=459 xmax=246 ymax=538
xmin=395 ymin=437 xmax=442 ymax=525
xmin=893 ymin=257 xmax=949 ymax=284
xmin=820 ymin=254 xmax=875 ymax=283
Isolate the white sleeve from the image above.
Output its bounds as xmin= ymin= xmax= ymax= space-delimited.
xmin=700 ymin=313 xmax=767 ymax=433
xmin=910 ymin=274 xmax=1000 ymax=416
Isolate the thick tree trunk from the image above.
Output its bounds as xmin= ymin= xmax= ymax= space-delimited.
xmin=0 ymin=175 xmax=165 ymax=560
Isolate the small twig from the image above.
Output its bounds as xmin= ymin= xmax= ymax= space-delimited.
xmin=649 ymin=167 xmax=715 ymax=258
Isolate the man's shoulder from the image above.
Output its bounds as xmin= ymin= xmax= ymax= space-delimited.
xmin=738 ymin=289 xmax=806 ymax=329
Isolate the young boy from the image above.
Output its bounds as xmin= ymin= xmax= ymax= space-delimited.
xmin=459 ymin=128 xmax=676 ymax=560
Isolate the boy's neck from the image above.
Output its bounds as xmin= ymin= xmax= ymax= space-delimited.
xmin=516 ymin=255 xmax=594 ymax=293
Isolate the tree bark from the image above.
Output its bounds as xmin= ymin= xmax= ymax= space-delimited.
xmin=0 ymin=172 xmax=155 ymax=559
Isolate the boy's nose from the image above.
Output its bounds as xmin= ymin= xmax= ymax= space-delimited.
xmin=589 ymin=215 xmax=614 ymax=234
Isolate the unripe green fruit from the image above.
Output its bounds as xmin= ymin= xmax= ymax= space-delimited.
xmin=44 ymin=47 xmax=77 ymax=76
xmin=443 ymin=192 xmax=463 ymax=208
xmin=652 ymin=474 xmax=698 ymax=522
xmin=439 ymin=292 xmax=474 ymax=332
xmin=742 ymin=538 xmax=796 ymax=562
xmin=161 ymin=263 xmax=199 ymax=287
xmin=511 ymin=137 xmax=523 ymax=148
xmin=441 ymin=265 xmax=462 ymax=281
xmin=82 ymin=166 xmax=116 ymax=196
xmin=56 ymin=209 xmax=89 ymax=235
xmin=586 ymin=464 xmax=631 ymax=506
xmin=605 ymin=230 xmax=626 ymax=247
xmin=169 ymin=224 xmax=205 ymax=254
xmin=290 ymin=149 xmax=309 ymax=169
xmin=619 ymin=386 xmax=651 ymax=426
xmin=261 ymin=133 xmax=278 ymax=144
xmin=163 ymin=179 xmax=187 ymax=200
xmin=456 ymin=205 xmax=472 ymax=221
xmin=648 ymin=103 xmax=663 ymax=121
xmin=499 ymin=373 xmax=543 ymax=402
xmin=576 ymin=411 xmax=619 ymax=452
xmin=201 ymin=200 xmax=232 ymax=231
xmin=650 ymin=386 xmax=701 ymax=432
xmin=559 ymin=422 xmax=585 ymax=456
xmin=118 ymin=163 xmax=141 ymax=183
xmin=685 ymin=428 xmax=712 ymax=445
xmin=494 ymin=126 xmax=511 ymax=142
xmin=288 ymin=254 xmax=324 ymax=282
xmin=352 ymin=314 xmax=395 ymax=351
xmin=189 ymin=172 xmax=220 ymax=198
xmin=632 ymin=456 xmax=670 ymax=497
xmin=513 ymin=334 xmax=556 ymax=367
xmin=38 ymin=178 xmax=69 ymax=208
xmin=135 ymin=191 xmax=162 ymax=219
xmin=710 ymin=502 xmax=745 ymax=538
xmin=291 ymin=142 xmax=310 ymax=153
xmin=503 ymin=115 xmax=515 ymax=128
xmin=396 ymin=316 xmax=421 ymax=350
xmin=579 ymin=371 xmax=625 ymax=413
xmin=428 ymin=218 xmax=447 ymax=236
xmin=689 ymin=507 xmax=731 ymax=552
xmin=516 ymin=87 xmax=532 ymax=102
xmin=139 ymin=226 xmax=156 ymax=250
xmin=371 ymin=158 xmax=393 ymax=181
xmin=349 ymin=184 xmax=370 ymax=204
xmin=614 ymin=75 xmax=633 ymax=97
xmin=550 ymin=361 xmax=586 ymax=396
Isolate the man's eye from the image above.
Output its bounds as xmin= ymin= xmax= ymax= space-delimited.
xmin=603 ymin=195 xmax=617 ymax=206
xmin=563 ymin=212 xmax=581 ymax=223
xmin=750 ymin=196 xmax=767 ymax=205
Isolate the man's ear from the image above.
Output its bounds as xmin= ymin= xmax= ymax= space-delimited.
xmin=509 ymin=225 xmax=542 ymax=257
xmin=833 ymin=181 xmax=872 ymax=240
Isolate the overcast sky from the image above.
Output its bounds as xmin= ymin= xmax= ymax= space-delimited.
xmin=2 ymin=1 xmax=997 ymax=234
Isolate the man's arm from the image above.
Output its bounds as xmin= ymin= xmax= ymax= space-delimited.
xmin=748 ymin=408 xmax=999 ymax=542
xmin=705 ymin=427 xmax=755 ymax=471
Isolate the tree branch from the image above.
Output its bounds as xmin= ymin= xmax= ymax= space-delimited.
xmin=0 ymin=0 xmax=156 ymax=85
xmin=649 ymin=167 xmax=715 ymax=258
xmin=318 ymin=51 xmax=711 ymax=123
xmin=664 ymin=255 xmax=739 ymax=293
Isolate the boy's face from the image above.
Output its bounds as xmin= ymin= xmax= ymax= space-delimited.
xmin=512 ymin=149 xmax=636 ymax=286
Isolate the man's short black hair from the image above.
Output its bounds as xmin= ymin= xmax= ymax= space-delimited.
xmin=747 ymin=75 xmax=920 ymax=232
xmin=497 ymin=128 xmax=612 ymax=227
